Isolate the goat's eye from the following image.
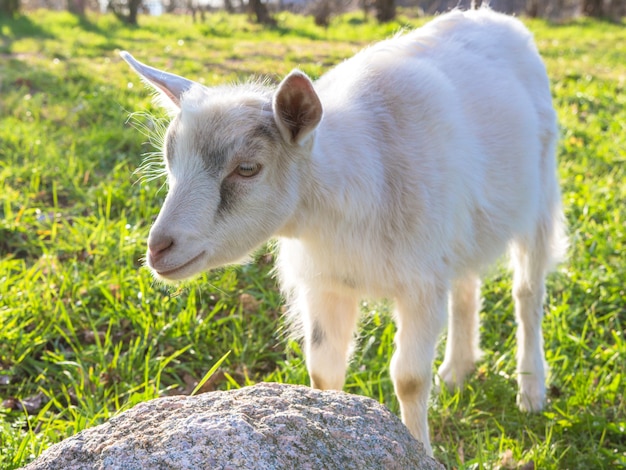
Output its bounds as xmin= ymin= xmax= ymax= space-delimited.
xmin=236 ymin=162 xmax=261 ymax=178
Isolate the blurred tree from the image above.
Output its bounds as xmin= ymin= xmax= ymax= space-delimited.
xmin=108 ymin=0 xmax=142 ymax=24
xmin=311 ymin=0 xmax=332 ymax=26
xmin=375 ymin=0 xmax=394 ymax=22
xmin=581 ymin=0 xmax=602 ymax=16
xmin=249 ymin=0 xmax=276 ymax=25
xmin=0 ymin=0 xmax=20 ymax=17
xmin=67 ymin=0 xmax=86 ymax=15
xmin=308 ymin=0 xmax=352 ymax=27
xmin=607 ymin=0 xmax=626 ymax=19
xmin=188 ymin=0 xmax=208 ymax=22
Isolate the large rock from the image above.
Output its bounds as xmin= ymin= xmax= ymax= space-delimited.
xmin=22 ymin=382 xmax=442 ymax=469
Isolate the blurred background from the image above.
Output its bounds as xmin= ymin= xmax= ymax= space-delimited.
xmin=3 ymin=0 xmax=625 ymax=28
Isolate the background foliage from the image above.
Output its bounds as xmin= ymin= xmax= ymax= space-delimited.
xmin=0 ymin=9 xmax=624 ymax=469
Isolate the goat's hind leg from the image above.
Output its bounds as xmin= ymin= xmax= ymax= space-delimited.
xmin=299 ymin=288 xmax=360 ymax=391
xmin=438 ymin=274 xmax=482 ymax=389
xmin=510 ymin=227 xmax=554 ymax=412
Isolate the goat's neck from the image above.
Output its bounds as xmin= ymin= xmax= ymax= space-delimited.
xmin=278 ymin=121 xmax=381 ymax=239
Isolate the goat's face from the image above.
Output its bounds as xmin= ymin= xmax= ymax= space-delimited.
xmin=121 ymin=52 xmax=322 ymax=281
xmin=147 ymin=91 xmax=302 ymax=280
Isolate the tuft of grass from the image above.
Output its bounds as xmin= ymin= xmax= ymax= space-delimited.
xmin=1 ymin=9 xmax=624 ymax=469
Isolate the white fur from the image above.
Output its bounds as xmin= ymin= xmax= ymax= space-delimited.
xmin=122 ymin=7 xmax=567 ymax=456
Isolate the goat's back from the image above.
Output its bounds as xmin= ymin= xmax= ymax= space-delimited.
xmin=278 ymin=8 xmax=560 ymax=297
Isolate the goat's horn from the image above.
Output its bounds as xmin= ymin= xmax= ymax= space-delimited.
xmin=120 ymin=51 xmax=195 ymax=107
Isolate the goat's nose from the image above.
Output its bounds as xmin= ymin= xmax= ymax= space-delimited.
xmin=148 ymin=235 xmax=174 ymax=264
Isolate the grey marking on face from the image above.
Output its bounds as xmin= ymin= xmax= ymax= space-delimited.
xmin=199 ymin=115 xmax=278 ymax=178
xmin=200 ymin=141 xmax=232 ymax=177
xmin=251 ymin=122 xmax=280 ymax=141
xmin=218 ymin=179 xmax=238 ymax=214
xmin=215 ymin=122 xmax=281 ymax=214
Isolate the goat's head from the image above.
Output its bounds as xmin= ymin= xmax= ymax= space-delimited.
xmin=121 ymin=52 xmax=323 ymax=281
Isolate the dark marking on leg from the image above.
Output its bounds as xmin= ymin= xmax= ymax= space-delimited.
xmin=395 ymin=378 xmax=422 ymax=400
xmin=311 ymin=320 xmax=326 ymax=348
xmin=341 ymin=276 xmax=357 ymax=290
xmin=310 ymin=373 xmax=325 ymax=390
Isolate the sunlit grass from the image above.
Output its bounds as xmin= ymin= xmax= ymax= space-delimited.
xmin=0 ymin=9 xmax=624 ymax=469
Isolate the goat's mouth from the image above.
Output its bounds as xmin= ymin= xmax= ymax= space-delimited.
xmin=154 ymin=251 xmax=206 ymax=280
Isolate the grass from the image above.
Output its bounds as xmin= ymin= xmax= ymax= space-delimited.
xmin=0 ymin=8 xmax=624 ymax=469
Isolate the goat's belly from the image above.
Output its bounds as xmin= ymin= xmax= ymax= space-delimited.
xmin=277 ymin=237 xmax=449 ymax=298
xmin=310 ymin=264 xmax=401 ymax=298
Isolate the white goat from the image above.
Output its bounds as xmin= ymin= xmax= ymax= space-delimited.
xmin=121 ymin=7 xmax=566 ymax=455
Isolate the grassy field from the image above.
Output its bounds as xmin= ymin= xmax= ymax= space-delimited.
xmin=0 ymin=9 xmax=624 ymax=469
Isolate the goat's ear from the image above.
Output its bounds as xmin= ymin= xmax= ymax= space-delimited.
xmin=273 ymin=70 xmax=323 ymax=145
xmin=120 ymin=51 xmax=195 ymax=109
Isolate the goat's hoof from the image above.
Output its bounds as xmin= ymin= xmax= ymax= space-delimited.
xmin=437 ymin=360 xmax=474 ymax=390
xmin=517 ymin=378 xmax=546 ymax=412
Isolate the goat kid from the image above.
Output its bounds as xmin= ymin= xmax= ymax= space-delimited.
xmin=121 ymin=7 xmax=566 ymax=455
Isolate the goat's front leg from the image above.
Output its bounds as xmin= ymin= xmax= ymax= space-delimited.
xmin=299 ymin=288 xmax=360 ymax=390
xmin=391 ymin=285 xmax=447 ymax=456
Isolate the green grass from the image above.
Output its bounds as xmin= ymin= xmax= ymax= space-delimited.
xmin=1 ymin=9 xmax=624 ymax=469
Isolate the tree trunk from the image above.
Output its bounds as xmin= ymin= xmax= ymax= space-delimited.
xmin=108 ymin=0 xmax=141 ymax=25
xmin=127 ymin=0 xmax=141 ymax=25
xmin=312 ymin=0 xmax=332 ymax=27
xmin=375 ymin=0 xmax=394 ymax=23
xmin=249 ymin=0 xmax=276 ymax=25
xmin=360 ymin=0 xmax=369 ymax=20
xmin=165 ymin=0 xmax=178 ymax=13
xmin=67 ymin=0 xmax=86 ymax=15
xmin=0 ymin=0 xmax=20 ymax=17
xmin=581 ymin=0 xmax=604 ymax=17
xmin=606 ymin=0 xmax=626 ymax=19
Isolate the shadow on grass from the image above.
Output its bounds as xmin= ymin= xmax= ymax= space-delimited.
xmin=0 ymin=15 xmax=55 ymax=54
xmin=545 ymin=15 xmax=625 ymax=28
xmin=0 ymin=226 xmax=42 ymax=261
